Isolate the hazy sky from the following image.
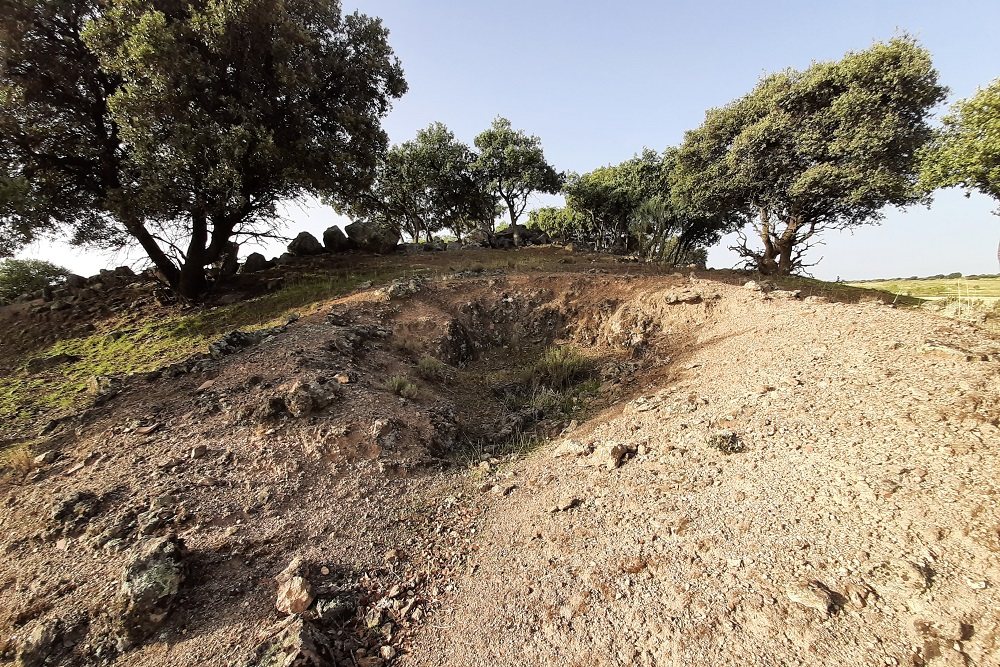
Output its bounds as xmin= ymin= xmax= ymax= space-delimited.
xmin=17 ymin=0 xmax=1000 ymax=280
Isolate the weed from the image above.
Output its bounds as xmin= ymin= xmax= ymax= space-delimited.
xmin=386 ymin=375 xmax=419 ymax=399
xmin=2 ymin=445 xmax=35 ymax=477
xmin=524 ymin=346 xmax=592 ymax=391
xmin=415 ymin=355 xmax=449 ymax=381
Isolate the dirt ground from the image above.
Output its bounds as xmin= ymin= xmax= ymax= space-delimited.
xmin=1 ymin=250 xmax=999 ymax=667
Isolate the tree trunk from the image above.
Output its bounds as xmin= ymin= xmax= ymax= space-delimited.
xmin=507 ymin=201 xmax=521 ymax=247
xmin=175 ymin=209 xmax=210 ymax=300
xmin=122 ymin=215 xmax=180 ymax=286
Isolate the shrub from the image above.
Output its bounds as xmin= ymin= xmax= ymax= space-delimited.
xmin=386 ymin=375 xmax=418 ymax=399
xmin=0 ymin=258 xmax=70 ymax=303
xmin=525 ymin=346 xmax=591 ymax=391
xmin=415 ymin=355 xmax=448 ymax=381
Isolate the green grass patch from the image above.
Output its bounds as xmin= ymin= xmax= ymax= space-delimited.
xmin=849 ymin=276 xmax=1000 ymax=300
xmin=0 ymin=270 xmax=408 ymax=438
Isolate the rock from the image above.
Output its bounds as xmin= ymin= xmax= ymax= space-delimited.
xmin=333 ymin=373 xmax=351 ymax=385
xmin=663 ymin=289 xmax=703 ymax=305
xmin=552 ymin=439 xmax=592 ymax=458
xmin=382 ymin=276 xmax=424 ymax=299
xmin=241 ymin=252 xmax=272 ymax=274
xmin=345 ymin=220 xmax=399 ymax=254
xmin=769 ymin=289 xmax=801 ymax=300
xmin=743 ymin=280 xmax=762 ymax=291
xmin=189 ymin=444 xmax=207 ymax=459
xmin=380 ymin=646 xmax=396 ymax=660
xmin=50 ymin=491 xmax=100 ymax=536
xmin=435 ymin=319 xmax=474 ymax=366
xmin=195 ymin=379 xmax=216 ymax=393
xmin=15 ymin=619 xmax=59 ymax=667
xmin=285 ymin=380 xmax=336 ymax=418
xmin=446 ymin=242 xmax=465 ymax=251
xmin=65 ymin=274 xmax=87 ymax=289
xmin=253 ymin=617 xmax=332 ymax=667
xmin=804 ymin=295 xmax=828 ymax=304
xmin=288 ymin=232 xmax=325 ymax=257
xmin=323 ymin=225 xmax=351 ymax=252
xmin=135 ymin=423 xmax=161 ymax=435
xmin=464 ymin=228 xmax=491 ymax=247
xmin=26 ymin=353 xmax=80 ymax=373
xmin=115 ymin=535 xmax=186 ymax=645
xmin=276 ymin=558 xmax=315 ymax=615
xmin=785 ymin=580 xmax=835 ymax=615
xmin=592 ymin=441 xmax=637 ymax=469
xmin=707 ymin=429 xmax=744 ymax=454
xmin=550 ymin=495 xmax=581 ymax=512
xmin=33 ymin=450 xmax=58 ymax=465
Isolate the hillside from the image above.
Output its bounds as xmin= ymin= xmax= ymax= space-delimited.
xmin=1 ymin=248 xmax=999 ymax=667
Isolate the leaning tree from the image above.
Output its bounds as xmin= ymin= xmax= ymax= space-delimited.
xmin=672 ymin=37 xmax=947 ymax=275
xmin=0 ymin=0 xmax=406 ymax=298
xmin=473 ymin=117 xmax=562 ymax=245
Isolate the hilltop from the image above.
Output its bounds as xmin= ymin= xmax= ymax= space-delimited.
xmin=0 ymin=247 xmax=998 ymax=667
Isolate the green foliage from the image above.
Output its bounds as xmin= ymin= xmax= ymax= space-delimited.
xmin=920 ymin=78 xmax=1000 ymax=209
xmin=346 ymin=122 xmax=493 ymax=243
xmin=527 ymin=206 xmax=591 ymax=243
xmin=473 ymin=117 xmax=562 ymax=237
xmin=1 ymin=0 xmax=406 ymax=297
xmin=415 ymin=355 xmax=449 ymax=381
xmin=672 ymin=36 xmax=947 ymax=275
xmin=524 ymin=346 xmax=592 ymax=391
xmin=0 ymin=258 xmax=69 ymax=302
xmin=386 ymin=374 xmax=418 ymax=399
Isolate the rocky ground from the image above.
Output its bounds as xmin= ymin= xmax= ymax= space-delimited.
xmin=1 ymin=252 xmax=998 ymax=667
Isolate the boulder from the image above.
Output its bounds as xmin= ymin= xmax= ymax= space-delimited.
xmin=65 ymin=274 xmax=87 ymax=289
xmin=287 ymin=232 xmax=325 ymax=256
xmin=464 ymin=228 xmax=491 ymax=247
xmin=276 ymin=558 xmax=315 ymax=615
xmin=322 ymin=225 xmax=351 ymax=252
xmin=241 ymin=252 xmax=271 ymax=274
xmin=345 ymin=220 xmax=399 ymax=254
xmin=115 ymin=534 xmax=186 ymax=646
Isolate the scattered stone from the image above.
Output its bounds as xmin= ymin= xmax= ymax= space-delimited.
xmin=380 ymin=645 xmax=396 ymax=660
xmin=333 ymin=372 xmax=351 ymax=385
xmin=115 ymin=535 xmax=186 ymax=646
xmin=15 ymin=619 xmax=60 ymax=667
xmin=189 ymin=444 xmax=207 ymax=459
xmin=285 ymin=380 xmax=336 ymax=418
xmin=196 ymin=379 xmax=216 ymax=393
xmin=253 ymin=617 xmax=332 ymax=667
xmin=663 ymin=289 xmax=702 ymax=305
xmin=287 ymin=231 xmax=325 ymax=257
xmin=550 ymin=495 xmax=581 ymax=513
xmin=135 ymin=423 xmax=161 ymax=435
xmin=743 ymin=280 xmax=762 ymax=291
xmin=769 ymin=289 xmax=801 ymax=300
xmin=33 ymin=450 xmax=59 ymax=465
xmin=707 ymin=429 xmax=744 ymax=454
xmin=276 ymin=557 xmax=315 ymax=615
xmin=50 ymin=491 xmax=100 ymax=536
xmin=785 ymin=580 xmax=835 ymax=615
xmin=552 ymin=439 xmax=592 ymax=458
xmin=25 ymin=353 xmax=81 ymax=373
xmin=591 ymin=441 xmax=637 ymax=469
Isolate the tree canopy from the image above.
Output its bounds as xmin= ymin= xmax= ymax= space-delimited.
xmin=473 ymin=117 xmax=562 ymax=243
xmin=920 ymin=78 xmax=1000 ymax=211
xmin=672 ymin=37 xmax=946 ymax=274
xmin=0 ymin=0 xmax=406 ymax=297
xmin=344 ymin=122 xmax=494 ymax=242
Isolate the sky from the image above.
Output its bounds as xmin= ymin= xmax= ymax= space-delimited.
xmin=17 ymin=0 xmax=1000 ymax=280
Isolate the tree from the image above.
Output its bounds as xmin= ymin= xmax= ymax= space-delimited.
xmin=672 ymin=37 xmax=946 ymax=275
xmin=527 ymin=206 xmax=592 ymax=244
xmin=0 ymin=258 xmax=69 ymax=303
xmin=473 ymin=117 xmax=562 ymax=244
xmin=347 ymin=122 xmax=493 ymax=243
xmin=0 ymin=0 xmax=406 ymax=298
xmin=920 ymin=78 xmax=1000 ymax=210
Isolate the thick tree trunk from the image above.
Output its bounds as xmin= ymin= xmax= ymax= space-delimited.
xmin=175 ymin=210 xmax=210 ymax=300
xmin=122 ymin=215 xmax=180 ymax=286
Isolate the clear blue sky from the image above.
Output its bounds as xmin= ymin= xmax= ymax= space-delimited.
xmin=19 ymin=0 xmax=1000 ymax=279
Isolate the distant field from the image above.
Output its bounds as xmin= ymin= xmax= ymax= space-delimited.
xmin=849 ymin=275 xmax=1000 ymax=300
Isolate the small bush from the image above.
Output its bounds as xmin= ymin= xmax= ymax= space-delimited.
xmin=415 ymin=355 xmax=448 ymax=381
xmin=0 ymin=258 xmax=70 ymax=303
xmin=2 ymin=446 xmax=35 ymax=477
xmin=386 ymin=375 xmax=418 ymax=399
xmin=526 ymin=346 xmax=591 ymax=391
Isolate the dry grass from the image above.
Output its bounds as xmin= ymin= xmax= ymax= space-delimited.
xmin=386 ymin=375 xmax=419 ymax=399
